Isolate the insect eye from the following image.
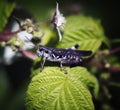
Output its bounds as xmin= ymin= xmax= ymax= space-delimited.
xmin=39 ymin=48 xmax=43 ymax=52
xmin=45 ymin=50 xmax=49 ymax=53
xmin=58 ymin=55 xmax=62 ymax=58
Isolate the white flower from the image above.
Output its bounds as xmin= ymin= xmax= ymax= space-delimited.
xmin=54 ymin=2 xmax=66 ymax=27
xmin=17 ymin=31 xmax=35 ymax=50
xmin=53 ymin=2 xmax=66 ymax=41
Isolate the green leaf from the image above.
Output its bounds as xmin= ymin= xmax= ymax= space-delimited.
xmin=26 ymin=67 xmax=94 ymax=110
xmin=67 ymin=67 xmax=99 ymax=98
xmin=57 ymin=14 xmax=109 ymax=53
xmin=0 ymin=1 xmax=16 ymax=32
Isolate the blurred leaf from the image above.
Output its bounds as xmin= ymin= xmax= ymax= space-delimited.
xmin=100 ymin=72 xmax=110 ymax=80
xmin=26 ymin=67 xmax=94 ymax=110
xmin=32 ymin=23 xmax=57 ymax=47
xmin=0 ymin=1 xmax=16 ymax=32
xmin=108 ymin=55 xmax=120 ymax=67
xmin=21 ymin=0 xmax=56 ymax=21
xmin=38 ymin=25 xmax=57 ymax=46
xmin=110 ymin=38 xmax=120 ymax=43
xmin=102 ymin=104 xmax=113 ymax=110
xmin=8 ymin=86 xmax=27 ymax=110
xmin=57 ymin=15 xmax=109 ymax=53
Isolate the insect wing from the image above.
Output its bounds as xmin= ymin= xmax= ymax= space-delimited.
xmin=50 ymin=48 xmax=92 ymax=57
xmin=76 ymin=50 xmax=92 ymax=56
xmin=65 ymin=49 xmax=92 ymax=57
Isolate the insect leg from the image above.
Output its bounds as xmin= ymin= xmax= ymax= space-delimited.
xmin=60 ymin=61 xmax=63 ymax=71
xmin=60 ymin=61 xmax=68 ymax=74
xmin=40 ymin=56 xmax=46 ymax=72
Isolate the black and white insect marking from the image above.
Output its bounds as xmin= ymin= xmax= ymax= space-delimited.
xmin=37 ymin=44 xmax=92 ymax=71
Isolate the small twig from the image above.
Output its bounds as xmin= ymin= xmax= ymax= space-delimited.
xmin=0 ymin=17 xmax=25 ymax=42
xmin=107 ymin=66 xmax=120 ymax=72
xmin=20 ymin=50 xmax=37 ymax=60
xmin=109 ymin=47 xmax=120 ymax=55
xmin=89 ymin=59 xmax=104 ymax=69
xmin=0 ymin=29 xmax=21 ymax=42
xmin=89 ymin=59 xmax=120 ymax=73
xmin=13 ymin=16 xmax=23 ymax=29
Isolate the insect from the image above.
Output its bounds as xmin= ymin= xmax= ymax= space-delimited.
xmin=37 ymin=44 xmax=92 ymax=71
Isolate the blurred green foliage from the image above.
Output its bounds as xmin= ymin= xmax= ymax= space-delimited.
xmin=0 ymin=1 xmax=15 ymax=32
